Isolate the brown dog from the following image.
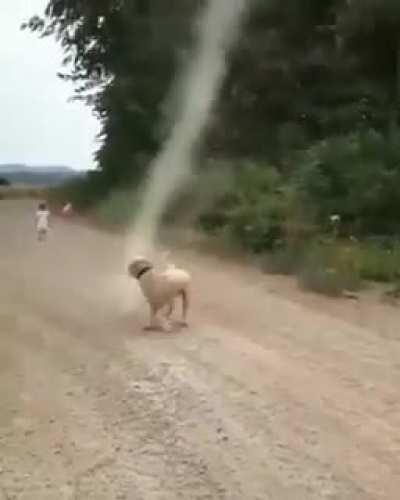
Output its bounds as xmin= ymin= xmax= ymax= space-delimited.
xmin=128 ymin=256 xmax=191 ymax=331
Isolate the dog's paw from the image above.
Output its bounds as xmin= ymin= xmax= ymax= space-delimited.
xmin=163 ymin=321 xmax=175 ymax=333
xmin=143 ymin=325 xmax=163 ymax=332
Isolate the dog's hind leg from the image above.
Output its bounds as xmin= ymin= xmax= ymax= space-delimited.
xmin=180 ymin=288 xmax=190 ymax=327
xmin=166 ymin=300 xmax=174 ymax=319
xmin=144 ymin=305 xmax=173 ymax=332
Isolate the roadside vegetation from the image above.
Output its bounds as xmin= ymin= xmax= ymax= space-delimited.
xmin=31 ymin=0 xmax=400 ymax=297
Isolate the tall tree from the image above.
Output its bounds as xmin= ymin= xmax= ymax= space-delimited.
xmin=24 ymin=0 xmax=400 ymax=186
xmin=205 ymin=0 xmax=350 ymax=160
xmin=24 ymin=0 xmax=199 ymax=187
xmin=337 ymin=0 xmax=400 ymax=134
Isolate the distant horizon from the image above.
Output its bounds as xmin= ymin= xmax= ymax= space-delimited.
xmin=0 ymin=162 xmax=92 ymax=172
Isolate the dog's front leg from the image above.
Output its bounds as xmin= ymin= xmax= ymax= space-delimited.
xmin=158 ymin=304 xmax=174 ymax=332
xmin=144 ymin=305 xmax=162 ymax=331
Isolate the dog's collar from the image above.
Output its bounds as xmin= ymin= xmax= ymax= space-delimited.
xmin=136 ymin=265 xmax=152 ymax=280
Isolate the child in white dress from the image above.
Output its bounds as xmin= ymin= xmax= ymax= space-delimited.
xmin=35 ymin=202 xmax=51 ymax=241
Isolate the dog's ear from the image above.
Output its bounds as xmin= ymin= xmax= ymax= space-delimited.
xmin=137 ymin=257 xmax=152 ymax=268
xmin=128 ymin=257 xmax=152 ymax=277
xmin=127 ymin=261 xmax=137 ymax=278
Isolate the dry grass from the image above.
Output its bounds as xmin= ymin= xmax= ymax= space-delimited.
xmin=0 ymin=186 xmax=47 ymax=200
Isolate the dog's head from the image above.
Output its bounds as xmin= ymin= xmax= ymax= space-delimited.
xmin=128 ymin=256 xmax=153 ymax=280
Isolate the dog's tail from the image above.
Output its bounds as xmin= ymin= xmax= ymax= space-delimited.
xmin=160 ymin=250 xmax=176 ymax=271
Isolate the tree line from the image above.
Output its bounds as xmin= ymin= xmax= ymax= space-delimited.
xmin=25 ymin=1 xmax=400 ymax=294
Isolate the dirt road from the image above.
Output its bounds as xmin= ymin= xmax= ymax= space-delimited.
xmin=0 ymin=200 xmax=399 ymax=500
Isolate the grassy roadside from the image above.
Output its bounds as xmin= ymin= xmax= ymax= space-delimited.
xmin=48 ymin=129 xmax=400 ymax=300
xmin=0 ymin=186 xmax=47 ymax=200
xmin=48 ymin=181 xmax=400 ymax=301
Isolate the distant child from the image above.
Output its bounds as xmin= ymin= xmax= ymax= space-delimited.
xmin=61 ymin=202 xmax=73 ymax=217
xmin=35 ymin=202 xmax=51 ymax=241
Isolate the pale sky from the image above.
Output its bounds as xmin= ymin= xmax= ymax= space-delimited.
xmin=0 ymin=0 xmax=100 ymax=170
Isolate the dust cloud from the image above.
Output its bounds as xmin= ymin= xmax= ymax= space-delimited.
xmin=125 ymin=0 xmax=248 ymax=262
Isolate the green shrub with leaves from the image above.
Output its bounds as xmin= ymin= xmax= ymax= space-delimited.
xmin=50 ymin=136 xmax=400 ymax=295
xmin=199 ymin=163 xmax=289 ymax=253
xmin=93 ymin=189 xmax=141 ymax=229
xmin=298 ymin=239 xmax=362 ymax=296
xmin=293 ymin=130 xmax=400 ymax=235
xmin=49 ymin=170 xmax=113 ymax=212
xmin=260 ymin=243 xmax=306 ymax=275
xmin=349 ymin=239 xmax=400 ymax=283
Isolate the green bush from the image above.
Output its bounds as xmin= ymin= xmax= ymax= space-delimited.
xmin=298 ymin=240 xmax=362 ymax=296
xmin=50 ymin=170 xmax=111 ymax=211
xmin=198 ymin=163 xmax=289 ymax=252
xmin=260 ymin=243 xmax=306 ymax=275
xmin=93 ymin=189 xmax=140 ymax=228
xmin=54 ymin=137 xmax=400 ymax=295
xmin=295 ymin=237 xmax=400 ymax=295
xmin=262 ymin=236 xmax=400 ymax=294
xmin=349 ymin=240 xmax=400 ymax=283
xmin=293 ymin=130 xmax=400 ymax=235
xmin=163 ymin=164 xmax=234 ymax=227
